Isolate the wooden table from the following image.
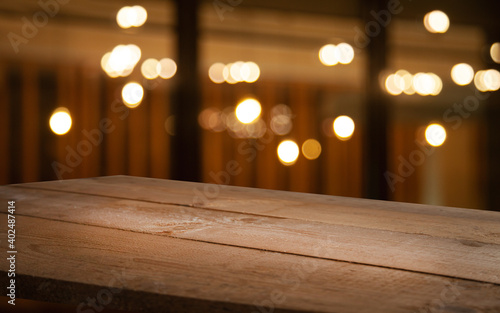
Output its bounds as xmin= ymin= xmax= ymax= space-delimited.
xmin=1 ymin=176 xmax=499 ymax=312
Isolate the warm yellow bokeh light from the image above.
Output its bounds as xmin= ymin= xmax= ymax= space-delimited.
xmin=483 ymin=69 xmax=500 ymax=91
xmin=302 ymin=139 xmax=322 ymax=160
xmin=277 ymin=140 xmax=300 ymax=165
xmin=117 ymin=6 xmax=147 ymax=29
xmin=424 ymin=10 xmax=449 ymax=33
xmin=451 ymin=63 xmax=474 ymax=86
xmin=475 ymin=69 xmax=500 ymax=92
xmin=103 ymin=44 xmax=141 ymax=77
xmin=50 ymin=108 xmax=72 ymax=135
xmin=241 ymin=62 xmax=260 ymax=83
xmin=425 ymin=123 xmax=447 ymax=147
xmin=490 ymin=43 xmax=500 ymax=64
xmin=413 ymin=72 xmax=442 ymax=96
xmin=336 ymin=43 xmax=355 ymax=64
xmin=333 ymin=115 xmax=355 ymax=140
xmin=230 ymin=61 xmax=244 ymax=82
xmin=385 ymin=74 xmax=403 ymax=95
xmin=208 ymin=63 xmax=226 ymax=84
xmin=319 ymin=44 xmax=339 ymax=66
xmin=157 ymin=58 xmax=177 ymax=79
xmin=141 ymin=58 xmax=159 ymax=79
xmin=122 ymin=82 xmax=144 ymax=108
xmin=235 ymin=98 xmax=262 ymax=124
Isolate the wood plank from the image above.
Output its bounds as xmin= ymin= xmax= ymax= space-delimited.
xmin=1 ymin=215 xmax=498 ymax=313
xmin=16 ymin=176 xmax=500 ymax=246
xmin=2 ymin=185 xmax=499 ymax=284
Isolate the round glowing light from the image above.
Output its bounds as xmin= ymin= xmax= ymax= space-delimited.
xmin=157 ymin=58 xmax=177 ymax=79
xmin=270 ymin=115 xmax=292 ymax=135
xmin=428 ymin=73 xmax=443 ymax=96
xmin=49 ymin=108 xmax=72 ymax=135
xmin=413 ymin=73 xmax=437 ymax=96
xmin=483 ymin=69 xmax=500 ymax=91
xmin=451 ymin=63 xmax=474 ymax=86
xmin=336 ymin=43 xmax=355 ymax=64
xmin=394 ymin=70 xmax=412 ymax=91
xmin=474 ymin=70 xmax=488 ymax=92
xmin=208 ymin=63 xmax=226 ymax=84
xmin=108 ymin=45 xmax=133 ymax=73
xmin=141 ymin=58 xmax=159 ymax=79
xmin=198 ymin=107 xmax=226 ymax=132
xmin=302 ymin=139 xmax=322 ymax=160
xmin=235 ymin=98 xmax=262 ymax=124
xmin=241 ymin=61 xmax=260 ymax=83
xmin=424 ymin=10 xmax=449 ymax=33
xmin=490 ymin=43 xmax=500 ymax=64
xmin=425 ymin=123 xmax=447 ymax=147
xmin=223 ymin=64 xmax=237 ymax=84
xmin=385 ymin=74 xmax=403 ymax=95
xmin=116 ymin=6 xmax=147 ymax=29
xmin=230 ymin=61 xmax=244 ymax=82
xmin=333 ymin=115 xmax=355 ymax=140
xmin=277 ymin=140 xmax=300 ymax=165
xmin=122 ymin=82 xmax=144 ymax=108
xmin=117 ymin=6 xmax=132 ymax=28
xmin=319 ymin=44 xmax=339 ymax=66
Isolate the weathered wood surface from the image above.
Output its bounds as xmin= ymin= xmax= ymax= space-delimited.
xmin=1 ymin=175 xmax=499 ymax=312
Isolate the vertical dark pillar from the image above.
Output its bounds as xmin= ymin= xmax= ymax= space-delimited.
xmin=170 ymin=0 xmax=201 ymax=182
xmin=485 ymin=31 xmax=500 ymax=211
xmin=362 ymin=0 xmax=389 ymax=200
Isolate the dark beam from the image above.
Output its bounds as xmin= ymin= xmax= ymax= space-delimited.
xmin=362 ymin=0 xmax=389 ymax=200
xmin=170 ymin=0 xmax=201 ymax=182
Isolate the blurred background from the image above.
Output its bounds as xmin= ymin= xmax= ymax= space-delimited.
xmin=1 ymin=0 xmax=499 ymax=211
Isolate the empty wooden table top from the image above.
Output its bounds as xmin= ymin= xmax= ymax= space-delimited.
xmin=0 ymin=175 xmax=499 ymax=312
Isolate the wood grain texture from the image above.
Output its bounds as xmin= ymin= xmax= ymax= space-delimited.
xmin=0 ymin=215 xmax=499 ymax=313
xmin=1 ymin=176 xmax=499 ymax=312
xmin=1 ymin=185 xmax=500 ymax=285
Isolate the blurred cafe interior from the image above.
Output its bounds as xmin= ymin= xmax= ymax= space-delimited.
xmin=1 ymin=0 xmax=500 ymax=211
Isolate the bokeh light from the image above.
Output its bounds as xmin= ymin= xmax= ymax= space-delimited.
xmin=235 ymin=98 xmax=262 ymax=124
xmin=122 ymin=82 xmax=144 ymax=108
xmin=141 ymin=58 xmax=159 ymax=79
xmin=117 ymin=6 xmax=147 ymax=29
xmin=413 ymin=72 xmax=442 ymax=96
xmin=490 ymin=43 xmax=500 ymax=64
xmin=157 ymin=58 xmax=177 ymax=79
xmin=425 ymin=123 xmax=447 ymax=147
xmin=302 ymin=139 xmax=322 ymax=160
xmin=198 ymin=107 xmax=226 ymax=132
xmin=336 ymin=43 xmax=355 ymax=64
xmin=270 ymin=104 xmax=293 ymax=135
xmin=424 ymin=10 xmax=449 ymax=33
xmin=208 ymin=63 xmax=226 ymax=84
xmin=451 ymin=63 xmax=474 ymax=86
xmin=319 ymin=44 xmax=339 ymax=66
xmin=103 ymin=44 xmax=141 ymax=77
xmin=333 ymin=115 xmax=355 ymax=140
xmin=475 ymin=69 xmax=500 ymax=92
xmin=483 ymin=69 xmax=500 ymax=91
xmin=242 ymin=62 xmax=260 ymax=83
xmin=49 ymin=108 xmax=72 ymax=135
xmin=277 ymin=140 xmax=300 ymax=165
xmin=385 ymin=74 xmax=403 ymax=95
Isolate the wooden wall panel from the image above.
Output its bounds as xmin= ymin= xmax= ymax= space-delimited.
xmin=21 ymin=63 xmax=39 ymax=183
xmin=149 ymin=83 xmax=170 ymax=179
xmin=105 ymin=78 xmax=127 ymax=176
xmin=80 ymin=65 xmax=102 ymax=178
xmin=0 ymin=63 xmax=9 ymax=185
xmin=128 ymin=94 xmax=149 ymax=177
